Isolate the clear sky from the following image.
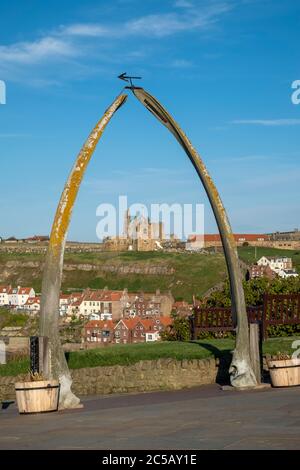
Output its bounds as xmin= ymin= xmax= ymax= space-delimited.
xmin=0 ymin=0 xmax=299 ymax=241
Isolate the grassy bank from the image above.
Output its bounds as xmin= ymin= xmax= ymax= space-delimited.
xmin=1 ymin=336 xmax=299 ymax=377
xmin=238 ymin=246 xmax=300 ymax=272
xmin=0 ymin=251 xmax=228 ymax=301
xmin=1 ymin=247 xmax=300 ymax=301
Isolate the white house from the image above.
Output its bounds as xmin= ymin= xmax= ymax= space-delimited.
xmin=59 ymin=295 xmax=70 ymax=316
xmin=278 ymin=269 xmax=299 ymax=279
xmin=23 ymin=297 xmax=41 ymax=312
xmin=78 ymin=290 xmax=123 ymax=319
xmin=0 ymin=286 xmax=11 ymax=306
xmin=257 ymin=256 xmax=293 ymax=273
xmin=89 ymin=313 xmax=101 ymax=321
xmin=145 ymin=331 xmax=160 ymax=342
xmin=8 ymin=286 xmax=35 ymax=307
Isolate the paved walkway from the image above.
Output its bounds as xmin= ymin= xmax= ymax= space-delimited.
xmin=1 ymin=384 xmax=300 ymax=449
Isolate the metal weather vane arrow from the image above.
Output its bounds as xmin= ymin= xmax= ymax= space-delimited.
xmin=118 ymin=72 xmax=142 ymax=89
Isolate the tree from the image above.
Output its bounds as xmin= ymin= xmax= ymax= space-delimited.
xmin=205 ymin=277 xmax=300 ymax=308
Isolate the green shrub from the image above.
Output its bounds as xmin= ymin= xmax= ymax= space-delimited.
xmin=267 ymin=324 xmax=300 ymax=337
xmin=161 ymin=315 xmax=190 ymax=341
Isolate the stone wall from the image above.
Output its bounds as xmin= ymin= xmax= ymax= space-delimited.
xmin=0 ymin=259 xmax=175 ymax=284
xmin=0 ymin=358 xmax=224 ymax=401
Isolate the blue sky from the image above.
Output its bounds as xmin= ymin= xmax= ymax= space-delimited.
xmin=0 ymin=0 xmax=299 ymax=241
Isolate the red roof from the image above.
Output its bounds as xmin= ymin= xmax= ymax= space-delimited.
xmin=85 ymin=320 xmax=114 ymax=329
xmin=26 ymin=235 xmax=49 ymax=242
xmin=69 ymin=292 xmax=84 ymax=300
xmin=173 ymin=301 xmax=190 ymax=308
xmin=116 ymin=318 xmax=140 ymax=330
xmin=18 ymin=287 xmax=33 ymax=295
xmin=25 ymin=297 xmax=40 ymax=305
xmin=0 ymin=285 xmax=11 ymax=294
xmin=139 ymin=319 xmax=154 ymax=330
xmin=115 ymin=317 xmax=173 ymax=331
xmin=158 ymin=317 xmax=173 ymax=326
xmin=82 ymin=290 xmax=123 ymax=303
xmin=189 ymin=234 xmax=267 ymax=242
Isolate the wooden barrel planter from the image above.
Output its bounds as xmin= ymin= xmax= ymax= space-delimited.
xmin=15 ymin=380 xmax=60 ymax=414
xmin=268 ymin=358 xmax=300 ymax=387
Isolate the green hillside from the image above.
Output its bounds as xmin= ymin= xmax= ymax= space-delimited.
xmin=0 ymin=246 xmax=299 ymax=302
xmin=0 ymin=250 xmax=227 ymax=301
xmin=238 ymin=246 xmax=300 ymax=272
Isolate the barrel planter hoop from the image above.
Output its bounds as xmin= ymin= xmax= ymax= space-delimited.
xmin=15 ymin=380 xmax=60 ymax=414
xmin=268 ymin=359 xmax=300 ymax=387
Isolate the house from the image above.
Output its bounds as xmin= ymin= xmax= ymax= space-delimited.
xmin=25 ymin=235 xmax=49 ymax=243
xmin=123 ymin=290 xmax=174 ymax=319
xmin=67 ymin=288 xmax=173 ymax=321
xmin=66 ymin=292 xmax=85 ymax=317
xmin=114 ymin=317 xmax=173 ymax=344
xmin=23 ymin=297 xmax=41 ymax=313
xmin=5 ymin=237 xmax=18 ymax=244
xmin=78 ymin=289 xmax=125 ymax=320
xmin=89 ymin=313 xmax=101 ymax=321
xmin=114 ymin=318 xmax=140 ymax=344
xmin=278 ymin=269 xmax=299 ymax=279
xmin=142 ymin=317 xmax=173 ymax=342
xmin=8 ymin=286 xmax=35 ymax=307
xmin=257 ymin=256 xmax=293 ymax=273
xmin=59 ymin=294 xmax=71 ymax=316
xmin=84 ymin=320 xmax=114 ymax=346
xmin=186 ymin=233 xmax=268 ymax=251
xmin=0 ymin=285 xmax=11 ymax=306
xmin=144 ymin=330 xmax=160 ymax=342
xmin=248 ymin=264 xmax=276 ymax=280
xmin=123 ymin=294 xmax=161 ymax=318
xmin=21 ymin=292 xmax=72 ymax=315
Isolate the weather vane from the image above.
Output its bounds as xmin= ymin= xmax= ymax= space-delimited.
xmin=118 ymin=72 xmax=142 ymax=89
